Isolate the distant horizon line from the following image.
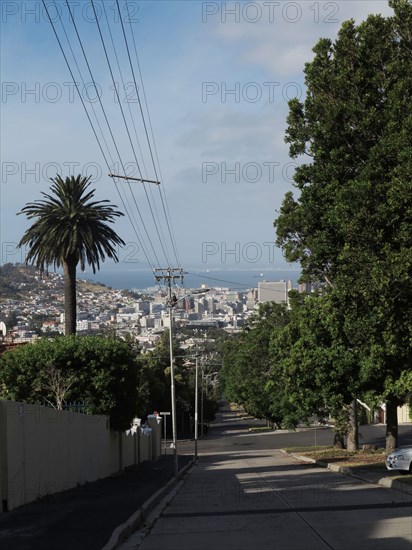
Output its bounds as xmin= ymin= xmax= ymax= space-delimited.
xmin=4 ymin=262 xmax=301 ymax=274
xmin=81 ymin=266 xmax=301 ymax=274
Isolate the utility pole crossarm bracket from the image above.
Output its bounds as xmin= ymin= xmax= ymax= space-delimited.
xmin=108 ymin=173 xmax=161 ymax=185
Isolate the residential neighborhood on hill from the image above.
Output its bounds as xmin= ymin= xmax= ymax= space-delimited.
xmin=0 ymin=263 xmax=307 ymax=352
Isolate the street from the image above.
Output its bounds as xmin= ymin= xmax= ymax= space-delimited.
xmin=131 ymin=406 xmax=412 ymax=550
xmin=182 ymin=407 xmax=412 ymax=455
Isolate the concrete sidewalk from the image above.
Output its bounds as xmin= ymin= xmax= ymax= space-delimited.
xmin=0 ymin=454 xmax=192 ymax=550
xmin=126 ymin=450 xmax=412 ymax=550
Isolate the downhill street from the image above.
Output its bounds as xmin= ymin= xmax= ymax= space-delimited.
xmin=130 ymin=405 xmax=412 ymax=550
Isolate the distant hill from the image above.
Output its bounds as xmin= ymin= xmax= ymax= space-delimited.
xmin=0 ymin=263 xmax=38 ymax=299
xmin=0 ymin=263 xmax=120 ymax=302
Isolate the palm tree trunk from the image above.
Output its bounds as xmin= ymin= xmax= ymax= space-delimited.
xmin=63 ymin=258 xmax=77 ymax=335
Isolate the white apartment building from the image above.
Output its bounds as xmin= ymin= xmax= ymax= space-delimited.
xmin=257 ymin=280 xmax=292 ymax=304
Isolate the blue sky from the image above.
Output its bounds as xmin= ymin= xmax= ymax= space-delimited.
xmin=1 ymin=1 xmax=394 ymax=277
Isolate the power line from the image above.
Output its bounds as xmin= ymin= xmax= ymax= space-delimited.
xmin=84 ymin=0 xmax=161 ymax=267
xmin=44 ymin=0 xmax=181 ymax=275
xmin=101 ymin=0 xmax=148 ymax=179
xmin=122 ymin=0 xmax=182 ymax=268
xmin=102 ymin=0 xmax=172 ymax=268
xmin=62 ymin=0 xmax=159 ymax=269
xmin=90 ymin=0 xmax=171 ymax=268
xmin=43 ymin=0 xmax=155 ymax=272
xmin=53 ymin=1 xmax=113 ymax=174
xmin=186 ymin=272 xmax=296 ymax=291
xmin=100 ymin=0 xmax=172 ymax=268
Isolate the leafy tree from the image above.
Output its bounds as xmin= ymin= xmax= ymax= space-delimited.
xmin=0 ymin=336 xmax=141 ymax=430
xmin=141 ymin=331 xmax=219 ymax=435
xmin=140 ymin=332 xmax=190 ymax=432
xmin=221 ymin=302 xmax=290 ymax=426
xmin=274 ymin=0 xmax=412 ymax=450
xmin=268 ymin=292 xmax=363 ymax=447
xmin=17 ymin=175 xmax=125 ymax=335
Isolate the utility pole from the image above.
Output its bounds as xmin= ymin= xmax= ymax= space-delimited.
xmin=194 ymin=353 xmax=199 ymax=460
xmin=154 ymin=268 xmax=184 ymax=477
xmin=201 ymin=365 xmax=204 ymax=438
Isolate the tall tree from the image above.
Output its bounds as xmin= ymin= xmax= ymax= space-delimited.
xmin=221 ymin=302 xmax=290 ymax=426
xmin=18 ymin=175 xmax=125 ymax=335
xmin=275 ymin=0 xmax=412 ymax=450
xmin=268 ymin=292 xmax=362 ymax=448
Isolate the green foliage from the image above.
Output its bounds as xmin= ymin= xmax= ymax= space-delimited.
xmin=0 ymin=336 xmax=141 ymax=430
xmin=17 ymin=175 xmax=125 ymax=334
xmin=221 ymin=302 xmax=290 ymax=425
xmin=18 ymin=175 xmax=125 ymax=273
xmin=141 ymin=331 xmax=184 ymax=415
xmin=223 ymin=2 xmax=412 ymax=443
xmin=268 ymin=293 xmax=359 ymax=427
xmin=276 ymin=1 xmax=412 ymax=285
xmin=274 ymin=0 xmax=412 ymax=436
xmin=139 ymin=331 xmax=221 ymax=433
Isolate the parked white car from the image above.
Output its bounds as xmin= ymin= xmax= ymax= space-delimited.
xmin=386 ymin=445 xmax=412 ymax=473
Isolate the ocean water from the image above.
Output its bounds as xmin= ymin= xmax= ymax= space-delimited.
xmin=81 ymin=268 xmax=301 ymax=291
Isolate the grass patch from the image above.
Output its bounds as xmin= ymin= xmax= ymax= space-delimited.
xmin=284 ymin=445 xmax=332 ymax=453
xmin=285 ymin=446 xmax=387 ymax=466
xmin=286 ymin=446 xmax=412 ymax=487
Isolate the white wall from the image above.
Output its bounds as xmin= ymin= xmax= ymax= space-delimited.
xmin=0 ymin=401 xmax=161 ymax=512
xmin=398 ymin=403 xmax=411 ymax=424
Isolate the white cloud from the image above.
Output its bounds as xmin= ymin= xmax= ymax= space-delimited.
xmin=1 ymin=0 xmax=397 ymax=270
xmin=208 ymin=1 xmax=395 ymax=77
xmin=177 ymin=107 xmax=287 ymax=159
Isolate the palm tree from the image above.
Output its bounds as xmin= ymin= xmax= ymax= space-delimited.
xmin=18 ymin=175 xmax=125 ymax=335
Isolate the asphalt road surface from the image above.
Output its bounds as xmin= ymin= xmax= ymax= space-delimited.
xmin=134 ymin=405 xmax=412 ymax=550
xmin=179 ymin=407 xmax=412 ymax=456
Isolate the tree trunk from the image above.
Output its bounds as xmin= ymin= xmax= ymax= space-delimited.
xmin=346 ymin=398 xmax=359 ymax=451
xmin=385 ymin=398 xmax=399 ymax=452
xmin=63 ymin=258 xmax=77 ymax=335
xmin=333 ymin=406 xmax=348 ymax=449
xmin=333 ymin=431 xmax=345 ymax=449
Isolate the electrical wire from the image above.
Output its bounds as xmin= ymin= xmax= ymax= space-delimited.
xmin=121 ymin=0 xmax=181 ymax=268
xmin=90 ymin=0 xmax=171 ymax=268
xmin=43 ymin=0 xmax=155 ymax=272
xmin=186 ymin=272 xmax=297 ymax=291
xmin=106 ymin=17 xmax=173 ymax=276
xmin=44 ymin=0 xmax=182 ymax=276
xmin=87 ymin=0 xmax=163 ymax=268
xmin=63 ymin=0 xmax=160 ymax=269
xmin=53 ymin=1 xmax=113 ymax=174
xmin=99 ymin=0 xmax=172 ymax=268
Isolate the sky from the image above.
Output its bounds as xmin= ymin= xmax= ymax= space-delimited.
xmin=1 ymin=0 xmax=395 ymax=280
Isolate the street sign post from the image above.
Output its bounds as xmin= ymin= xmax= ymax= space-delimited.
xmin=159 ymin=411 xmax=171 ymax=455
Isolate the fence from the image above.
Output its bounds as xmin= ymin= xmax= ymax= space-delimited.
xmin=0 ymin=401 xmax=162 ymax=512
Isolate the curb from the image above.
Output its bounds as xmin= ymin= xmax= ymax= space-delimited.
xmin=282 ymin=450 xmax=412 ymax=496
xmin=102 ymin=458 xmax=196 ymax=550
